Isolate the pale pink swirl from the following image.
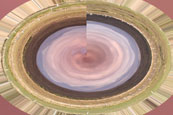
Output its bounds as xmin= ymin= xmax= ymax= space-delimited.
xmin=36 ymin=21 xmax=141 ymax=92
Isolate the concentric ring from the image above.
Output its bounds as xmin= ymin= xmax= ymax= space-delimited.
xmin=36 ymin=19 xmax=141 ymax=92
xmin=1 ymin=0 xmax=172 ymax=114
xmin=23 ymin=14 xmax=151 ymax=99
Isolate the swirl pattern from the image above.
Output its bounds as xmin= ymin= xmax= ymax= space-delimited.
xmin=37 ymin=21 xmax=141 ymax=92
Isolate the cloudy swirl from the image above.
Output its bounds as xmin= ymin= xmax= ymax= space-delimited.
xmin=36 ymin=21 xmax=141 ymax=92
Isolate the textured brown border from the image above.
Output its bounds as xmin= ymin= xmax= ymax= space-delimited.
xmin=23 ymin=14 xmax=151 ymax=99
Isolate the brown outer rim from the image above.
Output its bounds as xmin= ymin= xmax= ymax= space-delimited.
xmin=23 ymin=14 xmax=152 ymax=99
